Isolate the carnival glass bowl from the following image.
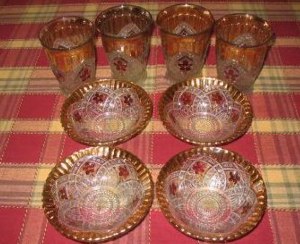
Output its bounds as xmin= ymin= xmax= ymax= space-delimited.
xmin=61 ymin=79 xmax=152 ymax=146
xmin=156 ymin=147 xmax=267 ymax=242
xmin=43 ymin=146 xmax=154 ymax=242
xmin=159 ymin=77 xmax=252 ymax=146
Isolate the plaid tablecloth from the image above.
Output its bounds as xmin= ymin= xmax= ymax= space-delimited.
xmin=0 ymin=1 xmax=300 ymax=243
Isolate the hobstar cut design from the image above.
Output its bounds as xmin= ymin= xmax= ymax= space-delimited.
xmin=164 ymin=154 xmax=257 ymax=234
xmin=164 ymin=85 xmax=243 ymax=143
xmin=51 ymin=155 xmax=144 ymax=232
xmin=68 ymin=87 xmax=142 ymax=142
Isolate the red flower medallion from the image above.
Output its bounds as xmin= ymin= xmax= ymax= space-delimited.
xmin=210 ymin=92 xmax=225 ymax=105
xmin=114 ymin=57 xmax=128 ymax=72
xmin=224 ymin=65 xmax=240 ymax=83
xmin=82 ymin=161 xmax=96 ymax=175
xmin=177 ymin=55 xmax=193 ymax=73
xmin=180 ymin=92 xmax=194 ymax=106
xmin=119 ymin=166 xmax=129 ymax=179
xmin=169 ymin=182 xmax=177 ymax=196
xmin=192 ymin=162 xmax=206 ymax=174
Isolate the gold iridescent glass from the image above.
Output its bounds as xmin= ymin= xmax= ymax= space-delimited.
xmin=39 ymin=16 xmax=96 ymax=96
xmin=159 ymin=77 xmax=253 ymax=146
xmin=216 ymin=13 xmax=275 ymax=91
xmin=156 ymin=4 xmax=214 ymax=83
xmin=156 ymin=146 xmax=267 ymax=242
xmin=61 ymin=79 xmax=153 ymax=146
xmin=43 ymin=146 xmax=154 ymax=243
xmin=95 ymin=5 xmax=153 ymax=83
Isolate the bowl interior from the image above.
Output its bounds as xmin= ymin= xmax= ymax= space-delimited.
xmin=156 ymin=147 xmax=267 ymax=242
xmin=159 ymin=77 xmax=252 ymax=145
xmin=43 ymin=146 xmax=153 ymax=242
xmin=61 ymin=79 xmax=152 ymax=146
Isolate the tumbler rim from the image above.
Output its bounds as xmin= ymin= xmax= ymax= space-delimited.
xmin=95 ymin=4 xmax=154 ymax=39
xmin=156 ymin=3 xmax=215 ymax=37
xmin=39 ymin=16 xmax=95 ymax=51
xmin=215 ymin=13 xmax=275 ymax=48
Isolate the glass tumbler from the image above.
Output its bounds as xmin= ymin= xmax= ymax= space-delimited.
xmin=215 ymin=14 xmax=275 ymax=91
xmin=156 ymin=4 xmax=214 ymax=83
xmin=39 ymin=16 xmax=96 ymax=96
xmin=95 ymin=5 xmax=153 ymax=82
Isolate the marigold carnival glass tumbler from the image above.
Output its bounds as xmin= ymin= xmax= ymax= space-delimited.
xmin=156 ymin=4 xmax=214 ymax=83
xmin=215 ymin=13 xmax=275 ymax=91
xmin=39 ymin=16 xmax=96 ymax=96
xmin=95 ymin=5 xmax=153 ymax=83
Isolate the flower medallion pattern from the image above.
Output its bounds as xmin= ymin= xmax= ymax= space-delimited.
xmin=164 ymin=85 xmax=243 ymax=143
xmin=164 ymin=154 xmax=258 ymax=234
xmin=52 ymin=58 xmax=95 ymax=95
xmin=51 ymin=155 xmax=144 ymax=231
xmin=167 ymin=53 xmax=201 ymax=81
xmin=107 ymin=23 xmax=148 ymax=81
xmin=68 ymin=87 xmax=143 ymax=142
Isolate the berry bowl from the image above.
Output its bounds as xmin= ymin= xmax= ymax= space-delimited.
xmin=43 ymin=146 xmax=154 ymax=242
xmin=156 ymin=146 xmax=267 ymax=242
xmin=61 ymin=79 xmax=153 ymax=146
xmin=159 ymin=77 xmax=252 ymax=146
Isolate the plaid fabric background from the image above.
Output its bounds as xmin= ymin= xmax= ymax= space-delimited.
xmin=0 ymin=1 xmax=300 ymax=243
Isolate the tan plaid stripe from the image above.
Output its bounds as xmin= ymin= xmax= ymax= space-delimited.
xmin=1 ymin=119 xmax=299 ymax=134
xmin=260 ymin=165 xmax=300 ymax=209
xmin=1 ymin=66 xmax=300 ymax=93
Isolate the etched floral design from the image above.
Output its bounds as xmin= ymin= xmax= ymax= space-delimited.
xmin=240 ymin=202 xmax=251 ymax=215
xmin=92 ymin=92 xmax=107 ymax=104
xmin=79 ymin=66 xmax=91 ymax=82
xmin=169 ymin=182 xmax=177 ymax=196
xmin=224 ymin=65 xmax=240 ymax=83
xmin=210 ymin=92 xmax=225 ymax=105
xmin=59 ymin=187 xmax=68 ymax=200
xmin=73 ymin=111 xmax=83 ymax=122
xmin=119 ymin=166 xmax=129 ymax=179
xmin=180 ymin=92 xmax=194 ymax=106
xmin=82 ymin=161 xmax=96 ymax=175
xmin=123 ymin=95 xmax=133 ymax=106
xmin=114 ymin=57 xmax=128 ymax=72
xmin=192 ymin=162 xmax=206 ymax=174
xmin=230 ymin=109 xmax=240 ymax=123
xmin=228 ymin=171 xmax=240 ymax=185
xmin=178 ymin=55 xmax=193 ymax=73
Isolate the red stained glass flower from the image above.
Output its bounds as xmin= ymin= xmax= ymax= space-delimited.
xmin=92 ymin=92 xmax=107 ymax=104
xmin=169 ymin=182 xmax=177 ymax=196
xmin=224 ymin=65 xmax=240 ymax=83
xmin=231 ymin=109 xmax=240 ymax=122
xmin=119 ymin=166 xmax=129 ymax=179
xmin=210 ymin=92 xmax=224 ymax=105
xmin=59 ymin=187 xmax=68 ymax=200
xmin=114 ymin=57 xmax=128 ymax=72
xmin=123 ymin=94 xmax=133 ymax=106
xmin=79 ymin=67 xmax=91 ymax=82
xmin=228 ymin=171 xmax=240 ymax=185
xmin=180 ymin=92 xmax=194 ymax=106
xmin=192 ymin=161 xmax=206 ymax=174
xmin=178 ymin=55 xmax=193 ymax=72
xmin=73 ymin=111 xmax=82 ymax=122
xmin=82 ymin=161 xmax=96 ymax=175
xmin=240 ymin=202 xmax=251 ymax=215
